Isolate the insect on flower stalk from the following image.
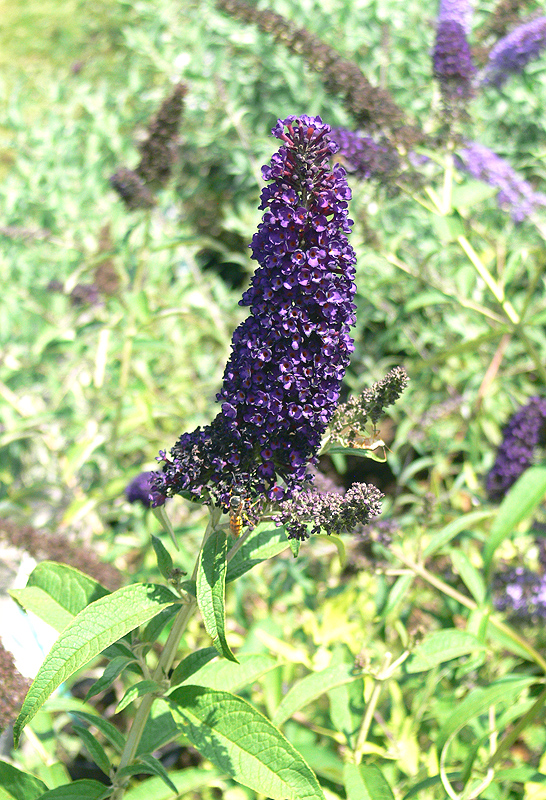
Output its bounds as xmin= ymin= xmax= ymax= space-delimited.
xmin=153 ymin=115 xmax=382 ymax=530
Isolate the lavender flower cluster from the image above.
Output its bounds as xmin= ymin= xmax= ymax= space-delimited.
xmin=153 ymin=116 xmax=360 ymax=510
xmin=456 ymin=142 xmax=546 ymax=223
xmin=328 ymin=128 xmax=400 ymax=183
xmin=482 ymin=16 xmax=546 ymax=87
xmin=433 ymin=0 xmax=475 ymax=102
xmin=486 ymin=396 xmax=546 ymax=501
xmin=494 ymin=546 xmax=546 ymax=623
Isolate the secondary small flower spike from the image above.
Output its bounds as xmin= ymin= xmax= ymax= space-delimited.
xmin=482 ymin=16 xmax=546 ymax=87
xmin=153 ymin=116 xmax=358 ymax=509
xmin=456 ymin=141 xmax=546 ymax=222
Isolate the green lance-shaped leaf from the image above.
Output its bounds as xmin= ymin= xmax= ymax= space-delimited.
xmin=9 ymin=561 xmax=110 ymax=632
xmin=406 ymin=629 xmax=486 ymax=673
xmin=71 ymin=725 xmax=111 ymax=776
xmin=196 ymin=530 xmax=237 ymax=662
xmin=226 ymin=526 xmax=289 ymax=583
xmin=273 ymin=663 xmax=363 ymax=727
xmin=35 ymin=780 xmax=110 ymax=799
xmin=0 ymin=760 xmax=48 ymax=800
xmin=13 ymin=583 xmax=178 ymax=745
xmin=170 ymin=647 xmax=218 ymax=686
xmin=344 ymin=763 xmax=395 ymax=800
xmin=436 ymin=675 xmax=537 ymax=755
xmin=483 ymin=466 xmax=546 ymax=573
xmin=151 ymin=535 xmax=174 ymax=580
xmin=174 ymin=652 xmax=279 ymax=693
xmin=116 ymin=680 xmax=164 ymax=713
xmin=71 ymin=711 xmax=125 ymax=752
xmin=168 ymin=685 xmax=325 ymax=800
xmin=123 ymin=767 xmax=224 ymax=800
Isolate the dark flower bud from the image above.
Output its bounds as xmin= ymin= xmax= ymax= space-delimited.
xmin=110 ymin=167 xmax=157 ymax=210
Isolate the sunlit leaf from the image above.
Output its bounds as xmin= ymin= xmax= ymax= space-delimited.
xmin=168 ymin=685 xmax=325 ymax=800
xmin=13 ymin=584 xmax=178 ymax=744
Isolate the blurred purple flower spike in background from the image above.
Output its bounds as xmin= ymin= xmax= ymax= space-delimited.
xmin=482 ymin=16 xmax=546 ymax=87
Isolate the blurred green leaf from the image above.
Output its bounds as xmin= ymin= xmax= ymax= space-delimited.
xmin=344 ymin=763 xmax=395 ymax=800
xmin=273 ymin=663 xmax=362 ymax=726
xmin=484 ymin=467 xmax=546 ymax=572
xmin=0 ymin=761 xmax=48 ymax=800
xmin=437 ymin=676 xmax=537 ymax=755
xmin=406 ymin=629 xmax=485 ymax=673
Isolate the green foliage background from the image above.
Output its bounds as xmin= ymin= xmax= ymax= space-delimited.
xmin=2 ymin=0 xmax=546 ymax=798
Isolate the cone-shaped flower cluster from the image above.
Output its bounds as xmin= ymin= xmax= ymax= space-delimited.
xmin=153 ymin=116 xmax=358 ymax=509
xmin=486 ymin=396 xmax=546 ymax=501
xmin=457 ymin=142 xmax=546 ymax=222
xmin=482 ymin=16 xmax=546 ymax=87
xmin=275 ymin=482 xmax=383 ymax=540
xmin=433 ymin=0 xmax=475 ymax=101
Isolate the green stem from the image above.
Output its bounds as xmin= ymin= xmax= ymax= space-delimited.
xmin=486 ymin=685 xmax=546 ymax=770
xmin=457 ymin=235 xmax=520 ymax=325
xmin=111 ymin=506 xmax=220 ymax=798
xmin=354 ymin=653 xmax=392 ymax=765
xmin=390 ymin=548 xmax=546 ymax=674
xmin=442 ymin=149 xmax=453 ymax=216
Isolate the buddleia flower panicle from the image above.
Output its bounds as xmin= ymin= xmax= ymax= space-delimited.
xmin=136 ymin=82 xmax=187 ymax=190
xmin=482 ymin=16 xmax=546 ymax=87
xmin=153 ymin=115 xmax=359 ymax=511
xmin=437 ymin=0 xmax=473 ymax=34
xmin=329 ymin=128 xmax=401 ymax=184
xmin=456 ymin=141 xmax=546 ymax=222
xmin=486 ymin=396 xmax=546 ymax=501
xmin=215 ymin=0 xmax=423 ymax=153
xmin=275 ymin=482 xmax=383 ymax=540
xmin=433 ymin=0 xmax=475 ymax=101
xmin=111 ymin=83 xmax=187 ymax=209
xmin=330 ymin=367 xmax=409 ymax=446
xmin=110 ymin=167 xmax=156 ymax=210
